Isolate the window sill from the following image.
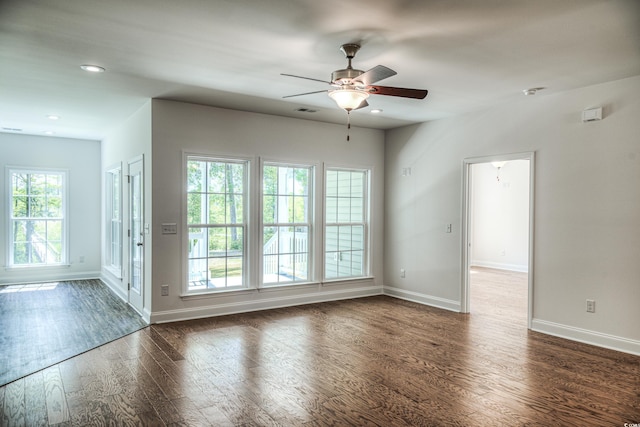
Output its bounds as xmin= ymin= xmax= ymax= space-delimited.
xmin=5 ymin=264 xmax=71 ymax=271
xmin=180 ymin=287 xmax=257 ymax=300
xmin=321 ymin=276 xmax=375 ymax=286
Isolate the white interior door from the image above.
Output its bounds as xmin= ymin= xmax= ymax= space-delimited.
xmin=128 ymin=158 xmax=144 ymax=314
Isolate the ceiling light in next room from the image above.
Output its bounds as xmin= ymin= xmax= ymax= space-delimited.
xmin=370 ymin=109 xmax=383 ymax=114
xmin=47 ymin=115 xmax=60 ymax=120
xmin=80 ymin=64 xmax=105 ymax=73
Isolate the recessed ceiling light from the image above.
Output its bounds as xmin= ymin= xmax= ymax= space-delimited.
xmin=80 ymin=64 xmax=105 ymax=73
xmin=47 ymin=115 xmax=60 ymax=120
xmin=370 ymin=109 xmax=383 ymax=114
xmin=44 ymin=131 xmax=55 ymax=135
xmin=523 ymin=87 xmax=545 ymax=96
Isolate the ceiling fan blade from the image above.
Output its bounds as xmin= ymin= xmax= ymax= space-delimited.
xmin=282 ymin=90 xmax=328 ymax=99
xmin=280 ymin=73 xmax=332 ymax=85
xmin=368 ymin=85 xmax=428 ymax=99
xmin=356 ymin=65 xmax=397 ymax=86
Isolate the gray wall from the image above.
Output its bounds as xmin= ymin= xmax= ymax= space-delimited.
xmin=384 ymin=75 xmax=640 ymax=354
xmin=149 ymin=99 xmax=385 ymax=322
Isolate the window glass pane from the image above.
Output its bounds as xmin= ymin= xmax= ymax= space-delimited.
xmin=208 ymin=194 xmax=226 ymax=224
xmin=337 ymin=197 xmax=350 ymax=222
xmin=325 ymin=197 xmax=337 ymax=223
xmin=338 ymin=225 xmax=352 ymax=251
xmin=208 ymin=258 xmax=227 ymax=286
xmin=208 ymin=227 xmax=226 ymax=255
xmin=227 ymin=195 xmax=243 ymax=224
xmin=337 ymin=171 xmax=351 ymax=197
xmin=325 ymin=252 xmax=338 ymax=279
xmin=263 ymin=254 xmax=278 ymax=283
xmin=293 ymin=196 xmax=307 ymax=223
xmin=351 ymin=172 xmax=364 ymax=195
xmin=48 ymin=220 xmax=62 ymax=242
xmin=350 ymin=197 xmax=363 ymax=222
xmin=263 ymin=166 xmax=277 ymax=195
xmin=208 ymin=162 xmax=226 ymax=193
xmin=187 ymin=161 xmax=205 ymax=192
xmin=189 ymin=258 xmax=208 ymax=288
xmin=326 ymin=226 xmax=338 ymax=252
xmin=352 ymin=225 xmax=364 ymax=250
xmin=188 ymin=227 xmax=207 ymax=258
xmin=228 ymin=163 xmax=244 ymax=194
xmin=351 ymin=251 xmax=364 ymax=276
xmin=294 ymin=168 xmax=308 ymax=196
xmin=326 ymin=170 xmax=337 ymax=197
xmin=228 ymin=227 xmax=243 ymax=253
xmin=277 ymin=195 xmax=292 ymax=223
xmin=30 ymin=174 xmax=46 ymax=195
xmin=47 ymin=196 xmax=63 ymax=218
xmin=12 ymin=196 xmax=28 ymax=217
xmin=13 ymin=173 xmax=28 ymax=193
xmin=187 ymin=193 xmax=205 ymax=224
xmin=278 ymin=254 xmax=293 ymax=279
xmin=338 ymin=251 xmax=351 ymax=277
xmin=29 ymin=197 xmax=46 ymax=217
xmin=278 ymin=226 xmax=292 ymax=253
xmin=263 ymin=195 xmax=277 ymax=224
xmin=295 ymin=253 xmax=308 ymax=280
xmin=226 ymin=257 xmax=243 ymax=287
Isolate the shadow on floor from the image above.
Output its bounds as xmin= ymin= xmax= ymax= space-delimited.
xmin=0 ymin=279 xmax=147 ymax=386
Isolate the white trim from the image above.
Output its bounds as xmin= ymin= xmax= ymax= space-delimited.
xmin=151 ymin=284 xmax=383 ymax=323
xmin=100 ymin=271 xmax=127 ymax=301
xmin=531 ymin=319 xmax=640 ymax=356
xmin=0 ymin=271 xmax=101 ymax=286
xmin=470 ymin=261 xmax=528 ymax=273
xmin=383 ymin=286 xmax=461 ymax=312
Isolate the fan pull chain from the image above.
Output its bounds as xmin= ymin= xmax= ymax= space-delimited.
xmin=346 ymin=111 xmax=351 ymax=142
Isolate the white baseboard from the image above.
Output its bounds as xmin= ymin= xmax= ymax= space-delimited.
xmin=471 ymin=260 xmax=528 ymax=273
xmin=383 ymin=286 xmax=461 ymax=312
xmin=100 ymin=273 xmax=128 ymax=302
xmin=151 ymin=285 xmax=383 ymax=323
xmin=0 ymin=270 xmax=101 ymax=285
xmin=531 ymin=319 xmax=640 ymax=356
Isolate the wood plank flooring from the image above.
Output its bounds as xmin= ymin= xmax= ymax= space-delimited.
xmin=0 ymin=279 xmax=147 ymax=387
xmin=1 ymin=268 xmax=639 ymax=426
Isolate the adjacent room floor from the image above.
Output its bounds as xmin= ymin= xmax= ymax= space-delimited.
xmin=1 ymin=269 xmax=638 ymax=425
xmin=0 ymin=279 xmax=147 ymax=386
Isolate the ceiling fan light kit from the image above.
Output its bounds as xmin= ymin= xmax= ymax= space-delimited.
xmin=282 ymin=43 xmax=428 ymax=112
xmin=328 ymin=89 xmax=369 ymax=111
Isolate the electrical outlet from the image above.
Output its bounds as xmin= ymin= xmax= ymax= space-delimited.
xmin=400 ymin=268 xmax=406 ymax=278
xmin=586 ymin=299 xmax=595 ymax=313
xmin=161 ymin=285 xmax=169 ymax=296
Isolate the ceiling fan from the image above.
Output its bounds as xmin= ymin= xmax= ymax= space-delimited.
xmin=281 ymin=43 xmax=428 ymax=113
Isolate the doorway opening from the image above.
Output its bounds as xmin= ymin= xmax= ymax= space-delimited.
xmin=461 ymin=152 xmax=534 ymax=328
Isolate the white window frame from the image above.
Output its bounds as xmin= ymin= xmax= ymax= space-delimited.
xmin=184 ymin=154 xmax=249 ymax=294
xmin=260 ymin=161 xmax=314 ymax=287
xmin=323 ymin=167 xmax=370 ymax=281
xmin=105 ymin=164 xmax=123 ymax=278
xmin=6 ymin=166 xmax=69 ymax=268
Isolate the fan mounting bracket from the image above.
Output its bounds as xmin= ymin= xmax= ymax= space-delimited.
xmin=340 ymin=43 xmax=361 ymax=59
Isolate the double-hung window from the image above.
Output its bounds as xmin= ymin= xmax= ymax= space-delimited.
xmin=8 ymin=168 xmax=67 ymax=267
xmin=324 ymin=168 xmax=369 ymax=279
xmin=186 ymin=157 xmax=247 ymax=291
xmin=262 ymin=163 xmax=312 ymax=285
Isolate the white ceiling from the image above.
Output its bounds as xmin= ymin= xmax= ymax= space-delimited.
xmin=1 ymin=0 xmax=639 ymax=140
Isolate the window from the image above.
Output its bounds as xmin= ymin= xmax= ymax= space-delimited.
xmin=186 ymin=157 xmax=247 ymax=291
xmin=262 ymin=164 xmax=312 ymax=285
xmin=324 ymin=168 xmax=368 ymax=279
xmin=8 ymin=168 xmax=67 ymax=267
xmin=105 ymin=166 xmax=122 ymax=276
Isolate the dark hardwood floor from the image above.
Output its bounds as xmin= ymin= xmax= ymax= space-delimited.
xmin=0 ymin=279 xmax=147 ymax=387
xmin=1 ymin=269 xmax=638 ymax=426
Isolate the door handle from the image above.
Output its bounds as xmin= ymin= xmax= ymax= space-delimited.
xmin=137 ymin=242 xmax=143 ymax=246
